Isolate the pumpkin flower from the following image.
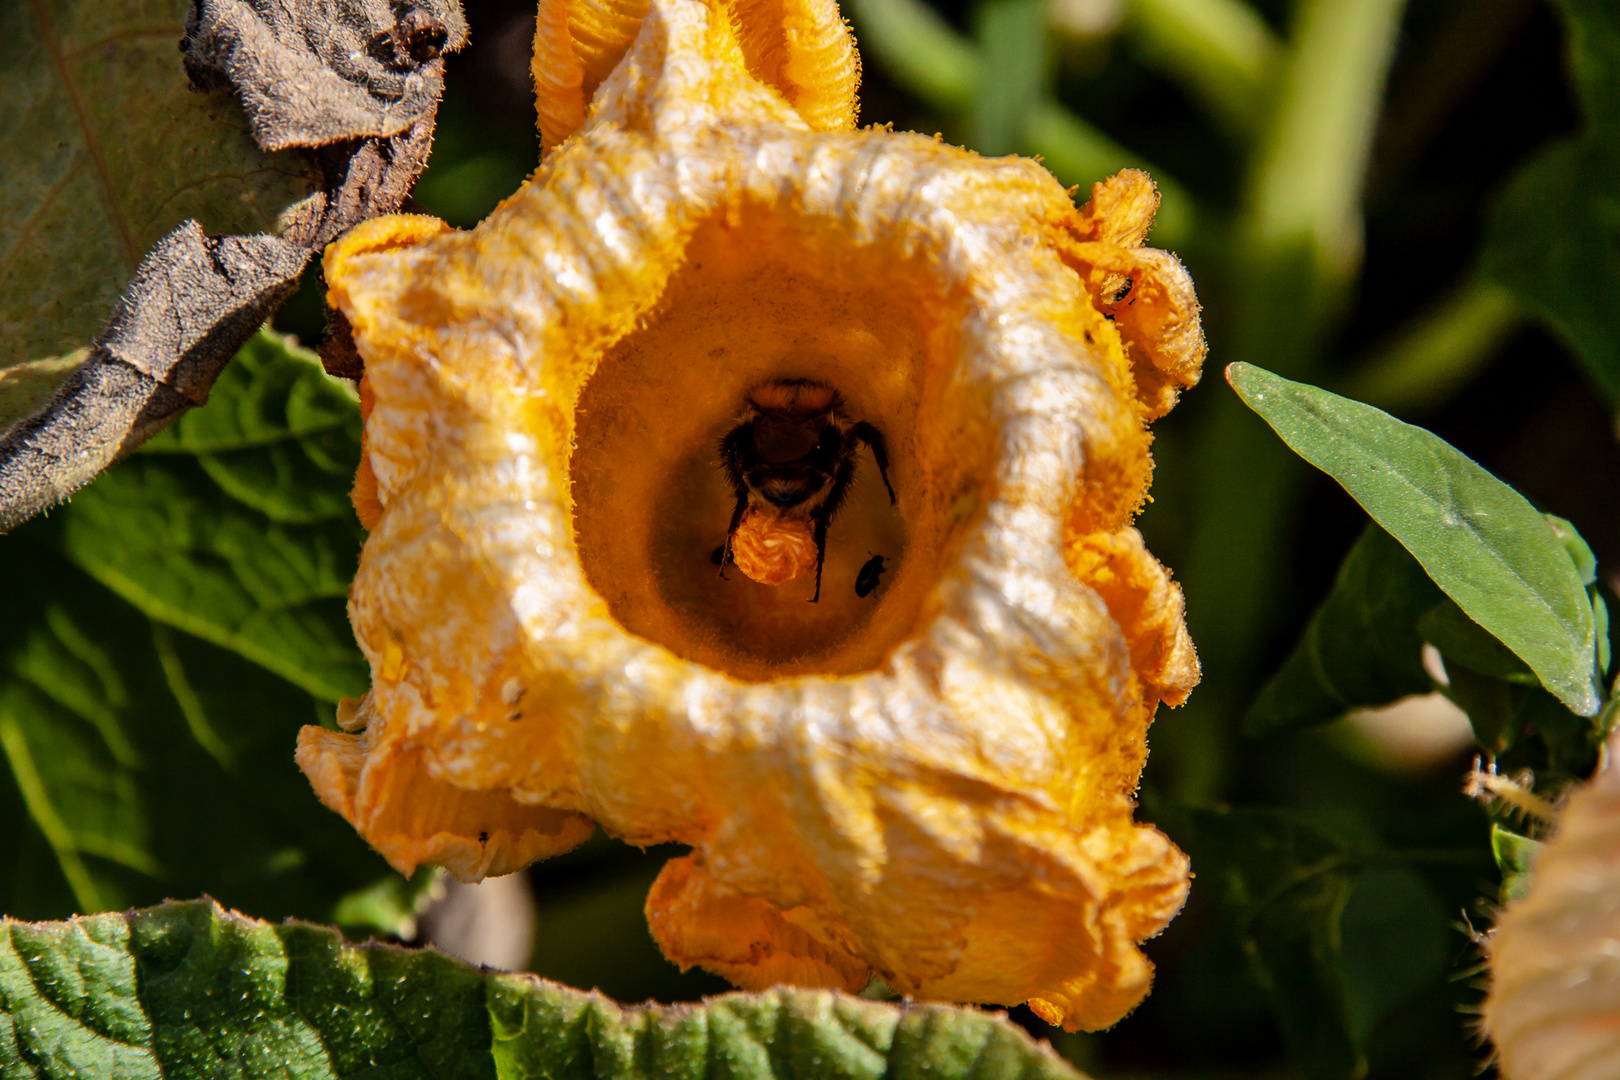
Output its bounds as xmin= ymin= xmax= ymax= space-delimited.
xmin=295 ymin=0 xmax=1205 ymax=1032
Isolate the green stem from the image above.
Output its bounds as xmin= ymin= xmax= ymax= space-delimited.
xmin=1168 ymin=0 xmax=1411 ymax=801
xmin=1122 ymin=0 xmax=1282 ymax=137
xmin=1338 ymin=281 xmax=1524 ymax=413
xmin=972 ymin=0 xmax=1050 ymax=156
xmin=845 ymin=0 xmax=977 ymax=109
xmin=846 ymin=0 xmax=1196 ymax=245
xmin=1243 ymin=0 xmax=1408 ymax=276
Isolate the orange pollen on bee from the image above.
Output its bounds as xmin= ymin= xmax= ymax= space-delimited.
xmin=731 ymin=504 xmax=819 ymax=585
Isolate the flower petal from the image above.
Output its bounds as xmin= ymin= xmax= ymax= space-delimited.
xmin=532 ymin=0 xmax=857 ymax=150
xmin=298 ymin=0 xmax=1206 ymax=1030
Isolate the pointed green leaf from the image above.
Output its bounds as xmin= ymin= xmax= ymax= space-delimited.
xmin=1228 ymin=362 xmax=1602 ymax=716
xmin=0 ymin=0 xmax=314 ymax=414
xmin=1244 ymin=524 xmax=1442 ymax=736
xmin=0 ymin=900 xmax=1091 ymax=1080
xmin=1416 ymin=602 xmax=1537 ymax=687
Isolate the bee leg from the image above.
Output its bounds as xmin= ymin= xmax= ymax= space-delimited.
xmin=721 ymin=493 xmax=749 ymax=580
xmin=809 ymin=513 xmax=831 ymax=603
xmin=850 ymin=421 xmax=896 ymax=504
xmin=718 ymin=424 xmax=754 ymax=580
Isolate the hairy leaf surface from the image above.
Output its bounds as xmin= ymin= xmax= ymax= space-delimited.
xmin=0 ymin=900 xmax=1089 ymax=1080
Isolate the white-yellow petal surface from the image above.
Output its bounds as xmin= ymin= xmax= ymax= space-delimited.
xmin=299 ymin=0 xmax=1205 ymax=1031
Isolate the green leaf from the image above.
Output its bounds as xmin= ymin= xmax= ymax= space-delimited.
xmin=0 ymin=0 xmax=313 ymax=412
xmin=329 ymin=868 xmax=447 ymax=941
xmin=1227 ymin=362 xmax=1603 ymax=717
xmin=1480 ymin=0 xmax=1620 ymax=399
xmin=1164 ymin=806 xmax=1361 ymax=1079
xmin=1490 ymin=825 xmax=1543 ymax=906
xmin=0 ymin=330 xmax=392 ymax=923
xmin=0 ymin=531 xmax=398 ymax=924
xmin=1337 ymin=867 xmax=1448 ymax=1049
xmin=1161 ymin=807 xmax=1456 ymax=1079
xmin=1244 ymin=524 xmax=1441 ymax=736
xmin=1417 ymin=602 xmax=1537 ymax=686
xmin=1481 ymin=140 xmax=1620 ymax=400
xmin=44 ymin=330 xmax=368 ymax=702
xmin=1551 ymin=0 xmax=1620 ymax=157
xmin=0 ymin=899 xmax=1091 ymax=1080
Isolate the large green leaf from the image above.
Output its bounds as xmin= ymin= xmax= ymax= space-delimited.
xmin=1163 ymin=807 xmax=1357 ymax=1079
xmin=0 ymin=899 xmax=1089 ymax=1080
xmin=1162 ymin=807 xmax=1451 ymax=1080
xmin=1244 ymin=524 xmax=1442 ymax=736
xmin=1480 ymin=0 xmax=1620 ymax=399
xmin=0 ymin=330 xmax=396 ymax=925
xmin=42 ymin=330 xmax=368 ymax=702
xmin=0 ymin=0 xmax=313 ymax=404
xmin=1227 ymin=362 xmax=1603 ymax=716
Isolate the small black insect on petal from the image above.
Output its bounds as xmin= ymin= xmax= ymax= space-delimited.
xmin=855 ymin=554 xmax=887 ymax=598
xmin=1112 ymin=278 xmax=1134 ymax=303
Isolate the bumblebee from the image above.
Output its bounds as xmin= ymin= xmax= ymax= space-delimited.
xmin=719 ymin=379 xmax=896 ymax=602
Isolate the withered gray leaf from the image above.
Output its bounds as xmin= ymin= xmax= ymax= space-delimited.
xmin=183 ymin=0 xmax=467 ymax=150
xmin=0 ymin=226 xmax=308 ymax=529
xmin=1 ymin=0 xmax=463 ymax=531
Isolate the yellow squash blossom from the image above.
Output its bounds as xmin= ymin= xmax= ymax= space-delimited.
xmin=296 ymin=0 xmax=1205 ymax=1031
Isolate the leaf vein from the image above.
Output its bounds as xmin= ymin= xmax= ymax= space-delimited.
xmin=26 ymin=0 xmax=140 ymax=270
